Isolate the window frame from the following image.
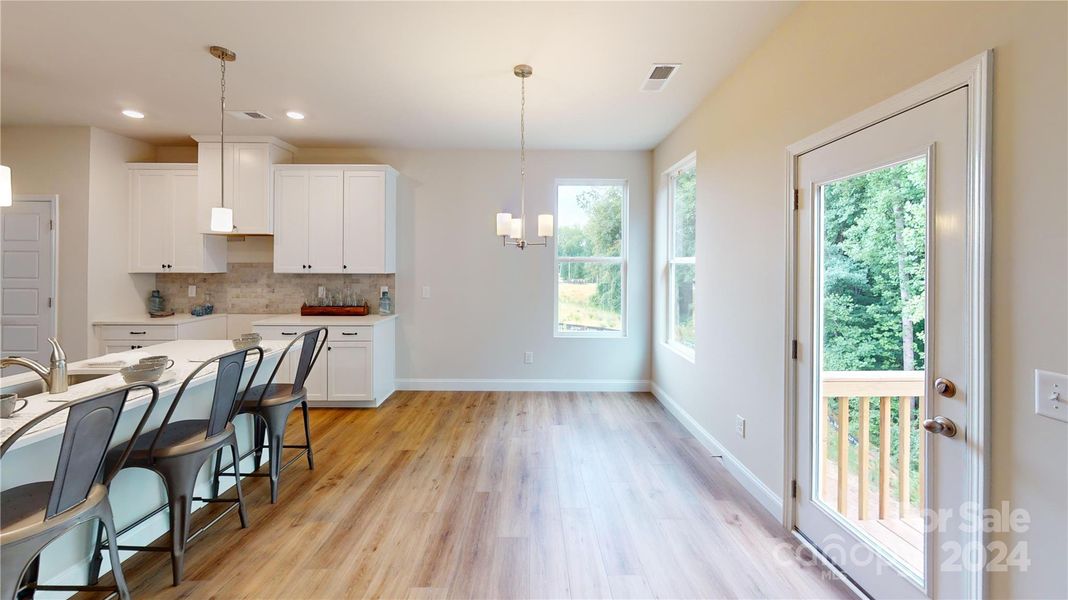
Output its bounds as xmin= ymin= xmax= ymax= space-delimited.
xmin=553 ymin=178 xmax=629 ymax=339
xmin=666 ymin=154 xmax=697 ymax=359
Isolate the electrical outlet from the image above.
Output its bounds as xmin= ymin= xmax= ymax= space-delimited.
xmin=524 ymin=351 xmax=534 ymax=364
xmin=1035 ymin=369 xmax=1068 ymax=423
xmin=187 ymin=285 xmax=196 ymax=297
xmin=422 ymin=286 xmax=431 ymax=299
xmin=735 ymin=415 xmax=746 ymax=438
xmin=317 ymin=286 xmax=326 ymax=298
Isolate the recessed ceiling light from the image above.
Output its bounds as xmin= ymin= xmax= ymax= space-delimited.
xmin=285 ymin=111 xmax=305 ymax=120
xmin=122 ymin=109 xmax=145 ymax=119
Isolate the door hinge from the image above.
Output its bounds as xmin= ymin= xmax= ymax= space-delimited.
xmin=791 ymin=339 xmax=798 ymax=359
xmin=49 ymin=219 xmax=54 ymax=230
xmin=791 ymin=480 xmax=798 ymax=499
xmin=793 ymin=189 xmax=799 ymax=210
xmin=47 ymin=297 xmax=53 ymax=308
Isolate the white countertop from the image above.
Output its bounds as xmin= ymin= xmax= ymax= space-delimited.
xmin=252 ymin=313 xmax=397 ymax=326
xmin=0 ymin=339 xmax=286 ymax=448
xmin=93 ymin=313 xmax=228 ymax=326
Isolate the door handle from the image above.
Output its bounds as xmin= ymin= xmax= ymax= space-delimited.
xmin=922 ymin=416 xmax=958 ymax=438
xmin=934 ymin=377 xmax=956 ymax=397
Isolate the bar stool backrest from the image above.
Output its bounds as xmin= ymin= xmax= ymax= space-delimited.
xmin=150 ymin=347 xmax=263 ymax=457
xmin=0 ymin=383 xmax=161 ymax=520
xmin=290 ymin=328 xmax=327 ymax=393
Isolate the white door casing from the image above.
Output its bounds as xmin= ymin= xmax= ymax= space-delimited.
xmin=786 ymin=52 xmax=991 ymax=599
xmin=1 ymin=196 xmax=58 ymax=369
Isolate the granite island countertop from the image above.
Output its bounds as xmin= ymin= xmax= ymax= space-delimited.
xmin=0 ymin=339 xmax=286 ymax=448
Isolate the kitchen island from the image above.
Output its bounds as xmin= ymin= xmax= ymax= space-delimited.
xmin=0 ymin=340 xmax=287 ymax=596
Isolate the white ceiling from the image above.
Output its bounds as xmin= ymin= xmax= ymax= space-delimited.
xmin=1 ymin=1 xmax=795 ymax=150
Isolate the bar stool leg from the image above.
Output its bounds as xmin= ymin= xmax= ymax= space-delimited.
xmin=301 ymin=401 xmax=314 ymax=470
xmin=2 ymin=543 xmax=40 ymax=600
xmin=253 ymin=417 xmax=266 ymax=468
xmin=229 ymin=441 xmax=249 ymax=528
xmin=87 ymin=521 xmax=106 ymax=585
xmin=154 ymin=461 xmax=197 ymax=586
xmin=210 ymin=447 xmax=225 ymax=500
xmin=100 ymin=503 xmax=132 ymax=600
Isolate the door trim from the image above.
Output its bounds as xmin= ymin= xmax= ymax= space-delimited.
xmin=783 ymin=50 xmax=991 ymax=598
xmin=2 ymin=194 xmax=60 ymax=355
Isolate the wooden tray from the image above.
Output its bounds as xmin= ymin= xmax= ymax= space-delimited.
xmin=300 ymin=304 xmax=370 ymax=316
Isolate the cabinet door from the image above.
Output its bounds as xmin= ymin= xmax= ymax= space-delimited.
xmin=233 ymin=143 xmax=272 ymax=234
xmin=129 ymin=170 xmax=174 ymax=273
xmin=273 ymin=170 xmax=309 ymax=273
xmin=342 ymin=171 xmax=386 ymax=273
xmin=307 ymin=171 xmax=344 ymax=273
xmin=197 ymin=143 xmax=234 ymax=232
xmin=304 ymin=355 xmax=328 ymax=401
xmin=103 ymin=340 xmax=164 ymax=354
xmin=169 ymin=171 xmax=203 ymax=272
xmin=327 ymin=342 xmax=372 ymax=402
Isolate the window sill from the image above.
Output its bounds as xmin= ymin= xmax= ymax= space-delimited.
xmin=661 ymin=341 xmax=695 ymax=364
xmin=555 ymin=331 xmax=627 ymax=340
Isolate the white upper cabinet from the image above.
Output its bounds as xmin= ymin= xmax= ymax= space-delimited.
xmin=272 ymin=169 xmax=344 ymax=273
xmin=193 ymin=135 xmax=294 ymax=235
xmin=273 ymin=165 xmax=397 ymax=274
xmin=128 ymin=164 xmax=226 ymax=273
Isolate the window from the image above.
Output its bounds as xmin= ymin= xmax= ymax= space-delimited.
xmin=667 ymin=159 xmax=696 ymax=355
xmin=555 ymin=180 xmax=628 ymax=337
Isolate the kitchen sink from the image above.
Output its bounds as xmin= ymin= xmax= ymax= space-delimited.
xmin=0 ymin=371 xmax=113 ymax=399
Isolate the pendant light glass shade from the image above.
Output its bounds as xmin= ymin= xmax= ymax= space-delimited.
xmin=538 ymin=214 xmax=554 ymax=237
xmin=496 ymin=212 xmax=513 ymax=236
xmin=210 ymin=206 xmax=234 ymax=232
xmin=0 ymin=165 xmax=11 ymax=208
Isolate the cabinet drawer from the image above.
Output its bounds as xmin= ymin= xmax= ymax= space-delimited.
xmin=327 ymin=325 xmax=373 ymax=341
xmin=98 ymin=325 xmax=177 ymax=341
xmin=104 ymin=340 xmax=165 ymax=353
xmin=254 ymin=325 xmax=318 ymax=341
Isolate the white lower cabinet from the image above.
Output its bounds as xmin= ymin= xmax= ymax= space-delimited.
xmin=327 ymin=342 xmax=372 ymax=402
xmin=94 ymin=315 xmax=228 ymax=356
xmin=253 ymin=316 xmax=395 ymax=407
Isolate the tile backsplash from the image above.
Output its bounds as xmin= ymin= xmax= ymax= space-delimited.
xmin=155 ymin=263 xmax=395 ymax=314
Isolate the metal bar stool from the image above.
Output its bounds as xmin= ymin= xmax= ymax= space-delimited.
xmin=215 ymin=327 xmax=326 ymax=503
xmin=0 ymin=383 xmax=161 ymax=600
xmin=88 ymin=346 xmax=264 ymax=587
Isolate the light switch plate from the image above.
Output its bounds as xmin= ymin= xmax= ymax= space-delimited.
xmin=422 ymin=286 xmax=431 ymax=299
xmin=1035 ymin=369 xmax=1068 ymax=423
xmin=187 ymin=285 xmax=196 ymax=297
xmin=524 ymin=351 xmax=534 ymax=364
xmin=735 ymin=415 xmax=746 ymax=438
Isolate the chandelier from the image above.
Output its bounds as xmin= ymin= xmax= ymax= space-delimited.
xmin=495 ymin=64 xmax=553 ymax=249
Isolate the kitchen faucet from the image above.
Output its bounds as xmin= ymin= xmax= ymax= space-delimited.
xmin=0 ymin=338 xmax=68 ymax=394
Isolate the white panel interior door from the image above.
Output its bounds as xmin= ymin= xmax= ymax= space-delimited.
xmin=327 ymin=342 xmax=372 ymax=402
xmin=169 ymin=171 xmax=202 ymax=272
xmin=795 ymin=88 xmax=971 ymax=599
xmin=342 ymin=171 xmax=386 ymax=273
xmin=273 ymin=171 xmax=309 ymax=273
xmin=307 ymin=170 xmax=344 ymax=273
xmin=1 ymin=198 xmax=56 ymax=369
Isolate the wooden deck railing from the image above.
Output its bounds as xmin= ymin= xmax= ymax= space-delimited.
xmin=820 ymin=371 xmax=925 ymax=521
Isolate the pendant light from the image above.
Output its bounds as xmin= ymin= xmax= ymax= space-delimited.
xmin=209 ymin=45 xmax=236 ymax=232
xmin=495 ymin=64 xmax=553 ymax=249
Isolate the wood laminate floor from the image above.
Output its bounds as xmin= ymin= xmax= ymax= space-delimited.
xmin=88 ymin=392 xmax=853 ymax=599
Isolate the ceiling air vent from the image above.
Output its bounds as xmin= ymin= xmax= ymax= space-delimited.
xmin=641 ymin=63 xmax=680 ymax=92
xmin=226 ymin=110 xmax=272 ymax=120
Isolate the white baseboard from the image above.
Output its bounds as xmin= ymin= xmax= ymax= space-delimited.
xmin=396 ymin=378 xmax=651 ymax=392
xmin=650 ymin=381 xmax=783 ymax=520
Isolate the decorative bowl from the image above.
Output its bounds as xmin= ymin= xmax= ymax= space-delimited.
xmin=232 ymin=333 xmax=262 ymax=350
xmin=120 ymin=362 xmax=166 ymax=384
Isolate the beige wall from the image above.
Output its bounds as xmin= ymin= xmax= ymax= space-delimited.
xmin=1 ymin=126 xmax=92 ymax=358
xmin=651 ymin=2 xmax=1066 ymax=597
xmin=87 ymin=128 xmax=155 ymax=351
xmin=1 ymin=126 xmax=154 ymax=359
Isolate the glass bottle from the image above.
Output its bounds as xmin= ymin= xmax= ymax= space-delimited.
xmin=378 ymin=288 xmax=393 ymax=316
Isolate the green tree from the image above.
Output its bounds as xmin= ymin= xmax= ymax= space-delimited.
xmin=575 ymin=186 xmax=623 ymax=312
